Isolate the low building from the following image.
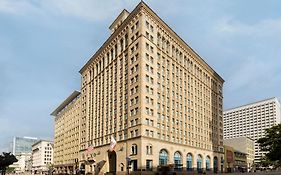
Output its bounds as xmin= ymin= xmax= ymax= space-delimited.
xmin=10 ymin=153 xmax=31 ymax=173
xmin=224 ymin=97 xmax=281 ymax=163
xmin=25 ymin=155 xmax=33 ymax=173
xmin=224 ymin=145 xmax=247 ymax=173
xmin=224 ymin=137 xmax=254 ymax=172
xmin=32 ymin=140 xmax=53 ymax=174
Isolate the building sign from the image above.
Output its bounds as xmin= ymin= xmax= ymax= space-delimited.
xmin=226 ymin=150 xmax=233 ymax=163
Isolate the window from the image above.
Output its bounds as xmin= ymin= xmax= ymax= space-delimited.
xmin=146 ymin=75 xmax=150 ymax=82
xmin=145 ymin=129 xmax=149 ymax=136
xmin=187 ymin=153 xmax=193 ymax=170
xmin=146 ymin=160 xmax=153 ymax=171
xmin=131 ymin=144 xmax=137 ymax=155
xmin=206 ymin=156 xmax=210 ymax=171
xmin=146 ymin=43 xmax=149 ymax=50
xmin=197 ymin=154 xmax=203 ymax=172
xmin=150 ymin=35 xmax=154 ymax=42
xmin=146 ymin=21 xmax=149 ymax=28
xmin=150 ymin=25 xmax=154 ymax=32
xmin=174 ymin=152 xmax=182 ymax=170
xmin=146 ymin=107 xmax=150 ymax=115
xmin=150 ymin=46 xmax=154 ymax=53
xmin=146 ymin=118 xmax=149 ymax=125
xmin=146 ymin=96 xmax=150 ymax=104
xmin=159 ymin=149 xmax=168 ymax=165
xmin=214 ymin=156 xmax=218 ymax=172
xmin=146 ymin=64 xmax=149 ymax=71
xmin=146 ymin=32 xmax=149 ymax=38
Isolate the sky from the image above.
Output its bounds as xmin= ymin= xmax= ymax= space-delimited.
xmin=1 ymin=0 xmax=281 ymax=152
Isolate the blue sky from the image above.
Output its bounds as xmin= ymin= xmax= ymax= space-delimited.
xmin=1 ymin=0 xmax=281 ymax=152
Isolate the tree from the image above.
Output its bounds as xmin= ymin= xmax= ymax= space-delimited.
xmin=257 ymin=124 xmax=281 ymax=167
xmin=47 ymin=163 xmax=54 ymax=175
xmin=0 ymin=152 xmax=18 ymax=175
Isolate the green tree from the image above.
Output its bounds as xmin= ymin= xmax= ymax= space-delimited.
xmin=0 ymin=152 xmax=18 ymax=175
xmin=47 ymin=163 xmax=54 ymax=175
xmin=257 ymin=124 xmax=281 ymax=167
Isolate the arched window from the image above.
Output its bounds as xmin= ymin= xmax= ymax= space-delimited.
xmin=213 ymin=156 xmax=218 ymax=173
xmin=159 ymin=149 xmax=168 ymax=165
xmin=186 ymin=153 xmax=193 ymax=171
xmin=131 ymin=144 xmax=137 ymax=155
xmin=206 ymin=156 xmax=211 ymax=171
xmin=146 ymin=144 xmax=153 ymax=155
xmin=197 ymin=154 xmax=202 ymax=172
xmin=120 ymin=39 xmax=124 ymax=52
xmin=174 ymin=151 xmax=182 ymax=170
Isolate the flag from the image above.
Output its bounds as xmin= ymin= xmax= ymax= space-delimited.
xmin=85 ymin=145 xmax=94 ymax=155
xmin=109 ymin=136 xmax=117 ymax=151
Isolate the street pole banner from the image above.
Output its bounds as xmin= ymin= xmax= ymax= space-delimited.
xmin=109 ymin=136 xmax=117 ymax=151
xmin=85 ymin=145 xmax=94 ymax=155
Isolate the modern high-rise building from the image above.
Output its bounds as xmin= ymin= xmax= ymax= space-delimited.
xmin=52 ymin=2 xmax=224 ymax=174
xmin=12 ymin=136 xmax=38 ymax=155
xmin=223 ymin=97 xmax=281 ymax=163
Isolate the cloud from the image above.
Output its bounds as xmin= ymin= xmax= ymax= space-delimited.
xmin=0 ymin=0 xmax=42 ymax=15
xmin=0 ymin=0 xmax=140 ymax=21
xmin=227 ymin=57 xmax=276 ymax=91
xmin=214 ymin=17 xmax=281 ymax=39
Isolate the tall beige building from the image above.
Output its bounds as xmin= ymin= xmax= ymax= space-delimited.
xmin=52 ymin=2 xmax=224 ymax=174
xmin=51 ymin=91 xmax=81 ymax=173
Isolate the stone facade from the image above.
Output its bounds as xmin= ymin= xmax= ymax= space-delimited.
xmin=32 ymin=140 xmax=54 ymax=174
xmin=51 ymin=91 xmax=81 ymax=173
xmin=52 ymin=1 xmax=224 ymax=174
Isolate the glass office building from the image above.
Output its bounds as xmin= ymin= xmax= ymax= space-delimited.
xmin=12 ymin=136 xmax=38 ymax=155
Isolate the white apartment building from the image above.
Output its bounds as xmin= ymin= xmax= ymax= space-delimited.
xmin=32 ymin=140 xmax=54 ymax=174
xmin=223 ymin=97 xmax=281 ymax=162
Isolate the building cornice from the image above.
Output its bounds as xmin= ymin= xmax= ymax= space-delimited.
xmin=139 ymin=1 xmax=224 ymax=83
xmin=109 ymin=9 xmax=130 ymax=30
xmin=79 ymin=2 xmax=144 ymax=74
xmin=224 ymin=97 xmax=278 ymax=113
xmin=51 ymin=90 xmax=81 ymax=116
xmin=32 ymin=140 xmax=53 ymax=147
xmin=79 ymin=1 xmax=224 ymax=83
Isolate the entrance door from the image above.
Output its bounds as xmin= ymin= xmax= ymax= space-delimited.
xmin=108 ymin=151 xmax=117 ymax=174
xmin=130 ymin=160 xmax=138 ymax=171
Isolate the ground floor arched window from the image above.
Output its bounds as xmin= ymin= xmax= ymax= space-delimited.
xmin=174 ymin=151 xmax=182 ymax=170
xmin=159 ymin=149 xmax=168 ymax=165
xmin=197 ymin=154 xmax=203 ymax=172
xmin=206 ymin=156 xmax=210 ymax=171
xmin=214 ymin=156 xmax=218 ymax=173
xmin=186 ymin=153 xmax=193 ymax=171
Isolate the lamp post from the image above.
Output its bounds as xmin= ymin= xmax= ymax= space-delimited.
xmin=126 ymin=157 xmax=131 ymax=175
